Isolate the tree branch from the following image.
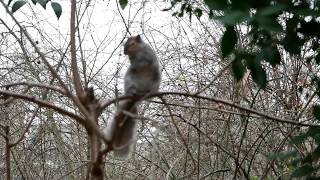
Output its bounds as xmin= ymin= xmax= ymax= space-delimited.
xmin=100 ymin=91 xmax=320 ymax=127
xmin=0 ymin=90 xmax=85 ymax=125
xmin=0 ymin=82 xmax=67 ymax=95
xmin=9 ymin=107 xmax=40 ymax=147
xmin=70 ymin=0 xmax=84 ymax=97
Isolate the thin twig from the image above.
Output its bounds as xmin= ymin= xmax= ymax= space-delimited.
xmin=193 ymin=60 xmax=233 ymax=95
xmin=9 ymin=107 xmax=40 ymax=147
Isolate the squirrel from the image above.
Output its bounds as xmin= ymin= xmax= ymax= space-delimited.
xmin=106 ymin=35 xmax=161 ymax=158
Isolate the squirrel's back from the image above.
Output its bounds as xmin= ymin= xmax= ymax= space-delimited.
xmin=123 ymin=35 xmax=160 ymax=95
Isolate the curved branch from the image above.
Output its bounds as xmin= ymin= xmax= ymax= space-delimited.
xmin=100 ymin=91 xmax=320 ymax=127
xmin=0 ymin=82 xmax=67 ymax=95
xmin=0 ymin=90 xmax=85 ymax=125
xmin=0 ymin=90 xmax=109 ymax=142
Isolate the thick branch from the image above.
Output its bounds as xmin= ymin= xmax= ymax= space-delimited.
xmin=70 ymin=0 xmax=84 ymax=96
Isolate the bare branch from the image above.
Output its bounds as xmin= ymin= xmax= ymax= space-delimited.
xmin=9 ymin=107 xmax=40 ymax=147
xmin=0 ymin=89 xmax=85 ymax=125
xmin=70 ymin=0 xmax=84 ymax=97
xmin=100 ymin=91 xmax=320 ymax=127
xmin=193 ymin=59 xmax=233 ymax=95
xmin=0 ymin=82 xmax=67 ymax=95
xmin=0 ymin=0 xmax=70 ymax=94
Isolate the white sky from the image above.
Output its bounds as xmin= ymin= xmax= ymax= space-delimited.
xmin=0 ymin=0 xmax=222 ymax=98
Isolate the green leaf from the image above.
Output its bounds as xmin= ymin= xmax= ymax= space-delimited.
xmin=37 ymin=0 xmax=47 ymax=9
xmin=256 ymin=17 xmax=283 ymax=32
xmin=290 ymin=133 xmax=308 ymax=145
xmin=307 ymin=127 xmax=320 ymax=136
xmin=312 ymin=146 xmax=320 ymax=158
xmin=257 ymin=46 xmax=281 ymax=66
xmin=282 ymin=33 xmax=303 ymax=55
xmin=12 ymin=0 xmax=26 ymax=13
xmin=230 ymin=0 xmax=250 ymax=11
xmin=298 ymin=19 xmax=320 ymax=37
xmin=221 ymin=26 xmax=237 ymax=58
xmin=290 ymin=158 xmax=301 ymax=167
xmin=258 ymin=4 xmax=288 ymax=16
xmin=119 ymin=0 xmax=128 ymax=9
xmin=292 ymin=164 xmax=314 ymax=177
xmin=195 ymin=8 xmax=202 ymax=18
xmin=315 ymin=53 xmax=320 ymax=64
xmin=204 ymin=0 xmax=227 ymax=10
xmin=246 ymin=56 xmax=267 ymax=89
xmin=215 ymin=11 xmax=250 ymax=25
xmin=51 ymin=2 xmax=62 ymax=19
xmin=313 ymin=134 xmax=320 ymax=144
xmin=294 ymin=8 xmax=320 ymax=16
xmin=231 ymin=57 xmax=246 ymax=81
xmin=313 ymin=105 xmax=320 ymax=121
xmin=302 ymin=154 xmax=313 ymax=164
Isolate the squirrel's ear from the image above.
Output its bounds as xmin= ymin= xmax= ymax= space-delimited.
xmin=136 ymin=35 xmax=142 ymax=42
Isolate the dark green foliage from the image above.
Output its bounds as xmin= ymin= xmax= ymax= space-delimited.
xmin=257 ymin=46 xmax=281 ymax=66
xmin=10 ymin=0 xmax=62 ymax=19
xmin=51 ymin=2 xmax=62 ymax=19
xmin=255 ymin=16 xmax=283 ymax=32
xmin=204 ymin=0 xmax=227 ymax=10
xmin=194 ymin=8 xmax=202 ymax=18
xmin=290 ymin=132 xmax=308 ymax=145
xmin=245 ymin=54 xmax=267 ymax=89
xmin=38 ymin=0 xmax=48 ymax=9
xmin=164 ymin=0 xmax=320 ymax=88
xmin=257 ymin=4 xmax=287 ymax=16
xmin=163 ymin=0 xmax=320 ymax=178
xmin=12 ymin=0 xmax=26 ymax=13
xmin=315 ymin=53 xmax=320 ymax=64
xmin=119 ymin=0 xmax=128 ymax=9
xmin=298 ymin=19 xmax=320 ymax=37
xmin=313 ymin=105 xmax=320 ymax=121
xmin=221 ymin=26 xmax=237 ymax=58
xmin=292 ymin=164 xmax=314 ymax=177
xmin=215 ymin=11 xmax=249 ymax=26
xmin=270 ymin=126 xmax=320 ymax=178
xmin=282 ymin=32 xmax=303 ymax=55
xmin=231 ymin=58 xmax=246 ymax=81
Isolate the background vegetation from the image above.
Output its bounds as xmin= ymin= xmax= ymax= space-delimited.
xmin=0 ymin=0 xmax=320 ymax=179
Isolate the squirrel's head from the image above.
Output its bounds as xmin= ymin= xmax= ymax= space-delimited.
xmin=124 ymin=35 xmax=143 ymax=57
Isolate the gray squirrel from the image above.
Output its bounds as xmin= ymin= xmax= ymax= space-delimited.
xmin=106 ymin=35 xmax=161 ymax=158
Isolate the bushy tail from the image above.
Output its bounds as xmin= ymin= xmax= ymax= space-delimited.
xmin=106 ymin=100 xmax=137 ymax=158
